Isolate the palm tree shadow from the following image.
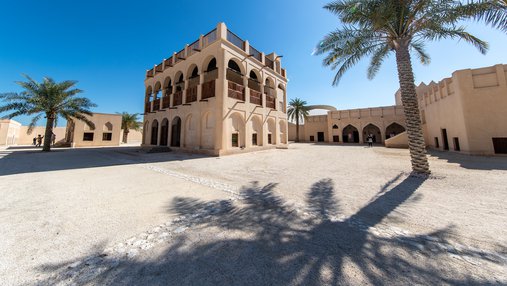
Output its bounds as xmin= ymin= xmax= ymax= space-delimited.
xmin=35 ymin=175 xmax=506 ymax=285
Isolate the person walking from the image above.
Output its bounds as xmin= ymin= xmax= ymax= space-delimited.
xmin=51 ymin=133 xmax=56 ymax=146
xmin=32 ymin=137 xmax=36 ymax=146
xmin=36 ymin=135 xmax=43 ymax=147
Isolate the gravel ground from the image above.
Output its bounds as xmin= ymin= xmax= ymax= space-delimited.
xmin=0 ymin=143 xmax=506 ymax=285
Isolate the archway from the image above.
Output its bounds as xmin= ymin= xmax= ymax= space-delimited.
xmin=160 ymin=118 xmax=169 ymax=146
xmin=229 ymin=113 xmax=245 ymax=148
xmin=250 ymin=116 xmax=263 ymax=146
xmin=171 ymin=117 xmax=182 ymax=147
xmin=267 ymin=118 xmax=276 ymax=145
xmin=150 ymin=120 xmax=159 ymax=145
xmin=201 ymin=112 xmax=215 ymax=149
xmin=342 ymin=125 xmax=359 ymax=143
xmin=184 ymin=114 xmax=196 ymax=148
xmin=363 ymin=123 xmax=381 ymax=143
xmin=386 ymin=123 xmax=406 ymax=139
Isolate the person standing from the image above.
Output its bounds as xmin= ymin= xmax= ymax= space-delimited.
xmin=32 ymin=137 xmax=36 ymax=146
xmin=36 ymin=134 xmax=43 ymax=147
xmin=367 ymin=134 xmax=373 ymax=148
xmin=51 ymin=133 xmax=56 ymax=146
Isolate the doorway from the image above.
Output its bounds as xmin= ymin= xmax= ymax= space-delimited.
xmin=317 ymin=132 xmax=325 ymax=142
xmin=441 ymin=129 xmax=449 ymax=151
xmin=171 ymin=117 xmax=182 ymax=147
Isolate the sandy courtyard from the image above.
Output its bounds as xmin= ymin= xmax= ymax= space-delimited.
xmin=0 ymin=144 xmax=506 ymax=285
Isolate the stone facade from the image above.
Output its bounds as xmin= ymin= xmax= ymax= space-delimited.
xmin=142 ymin=23 xmax=288 ymax=156
xmin=291 ymin=64 xmax=507 ymax=156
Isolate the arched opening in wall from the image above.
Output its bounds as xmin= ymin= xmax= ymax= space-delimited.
xmin=170 ymin=117 xmax=182 ymax=147
xmin=206 ymin=58 xmax=217 ymax=72
xmin=332 ymin=124 xmax=340 ymax=142
xmin=102 ymin=122 xmax=113 ymax=141
xmin=143 ymin=121 xmax=149 ymax=145
xmin=277 ymin=84 xmax=286 ymax=112
xmin=160 ymin=118 xmax=169 ymax=146
xmin=186 ymin=65 xmax=199 ymax=103
xmin=151 ymin=120 xmax=159 ymax=145
xmin=342 ymin=124 xmax=359 ymax=143
xmin=279 ymin=120 xmax=287 ymax=144
xmin=229 ymin=113 xmax=245 ymax=148
xmin=202 ymin=57 xmax=218 ymax=99
xmin=265 ymin=78 xmax=276 ymax=109
xmin=267 ymin=118 xmax=276 ymax=145
xmin=153 ymin=81 xmax=162 ymax=98
xmin=173 ymin=72 xmax=184 ymax=106
xmin=145 ymin=86 xmax=153 ymax=113
xmin=250 ymin=116 xmax=263 ymax=146
xmin=184 ymin=114 xmax=195 ymax=148
xmin=386 ymin=123 xmax=406 ymax=139
xmin=363 ymin=124 xmax=381 ymax=143
xmin=227 ymin=59 xmax=245 ymax=100
xmin=248 ymin=70 xmax=262 ymax=105
xmin=201 ymin=112 xmax=215 ymax=149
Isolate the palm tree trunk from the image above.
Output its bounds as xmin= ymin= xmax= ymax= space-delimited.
xmin=42 ymin=114 xmax=55 ymax=152
xmin=395 ymin=46 xmax=430 ymax=174
xmin=123 ymin=129 xmax=129 ymax=143
xmin=295 ymin=115 xmax=300 ymax=142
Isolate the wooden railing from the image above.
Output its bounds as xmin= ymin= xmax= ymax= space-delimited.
xmin=248 ymin=78 xmax=261 ymax=91
xmin=188 ymin=40 xmax=200 ymax=57
xmin=155 ymin=63 xmax=163 ymax=73
xmin=152 ymin=98 xmax=161 ymax=111
xmin=145 ymin=102 xmax=151 ymax=113
xmin=164 ymin=57 xmax=173 ymax=69
xmin=146 ymin=69 xmax=154 ymax=78
xmin=202 ymin=80 xmax=215 ymax=99
xmin=250 ymin=90 xmax=262 ymax=106
xmin=226 ymin=69 xmax=243 ymax=85
xmin=204 ymin=68 xmax=218 ymax=82
xmin=227 ymin=30 xmax=244 ymax=50
xmin=186 ymin=86 xmax=198 ymax=103
xmin=228 ymin=81 xmax=245 ymax=101
xmin=188 ymin=76 xmax=200 ymax=87
xmin=173 ymin=91 xmax=183 ymax=106
xmin=281 ymin=68 xmax=286 ymax=78
xmin=266 ymin=95 xmax=276 ymax=109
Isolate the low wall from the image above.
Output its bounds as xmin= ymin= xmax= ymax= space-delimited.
xmin=385 ymin=132 xmax=408 ymax=148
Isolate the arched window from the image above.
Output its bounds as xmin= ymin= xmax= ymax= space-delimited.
xmin=249 ymin=70 xmax=258 ymax=81
xmin=206 ymin=58 xmax=217 ymax=72
xmin=103 ymin=122 xmax=113 ymax=132
xmin=228 ymin=60 xmax=242 ymax=74
xmin=190 ymin=67 xmax=198 ymax=78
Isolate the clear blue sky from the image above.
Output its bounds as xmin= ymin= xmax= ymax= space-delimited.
xmin=1 ymin=0 xmax=506 ymax=125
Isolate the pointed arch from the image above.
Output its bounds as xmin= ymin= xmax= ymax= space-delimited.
xmin=342 ymin=124 xmax=359 ymax=143
xmin=363 ymin=123 xmax=381 ymax=143
xmin=386 ymin=122 xmax=406 ymax=139
xmin=229 ymin=112 xmax=246 ymax=148
xmin=160 ymin=118 xmax=169 ymax=146
xmin=250 ymin=115 xmax=263 ymax=146
xmin=150 ymin=120 xmax=159 ymax=145
xmin=201 ymin=111 xmax=215 ymax=149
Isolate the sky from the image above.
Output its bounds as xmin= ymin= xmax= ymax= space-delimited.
xmin=1 ymin=0 xmax=506 ymax=125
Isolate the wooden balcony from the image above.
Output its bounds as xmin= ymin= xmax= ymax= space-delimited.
xmin=186 ymin=86 xmax=198 ymax=103
xmin=152 ymin=98 xmax=161 ymax=111
xmin=144 ymin=102 xmax=151 ymax=113
xmin=266 ymin=95 xmax=276 ymax=109
xmin=173 ymin=91 xmax=183 ymax=106
xmin=250 ymin=89 xmax=262 ymax=106
xmin=228 ymin=81 xmax=245 ymax=101
xmin=202 ymin=80 xmax=215 ymax=99
xmin=162 ymin=96 xmax=170 ymax=109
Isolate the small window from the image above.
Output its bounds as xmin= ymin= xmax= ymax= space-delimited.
xmin=103 ymin=133 xmax=112 ymax=141
xmin=492 ymin=138 xmax=507 ymax=154
xmin=252 ymin=133 xmax=257 ymax=146
xmin=333 ymin=136 xmax=339 ymax=142
xmin=268 ymin=134 xmax=272 ymax=144
xmin=83 ymin=132 xmax=94 ymax=141
xmin=332 ymin=124 xmax=339 ymax=129
xmin=434 ymin=137 xmax=439 ymax=148
xmin=310 ymin=136 xmax=315 ymax=142
xmin=453 ymin=137 xmax=460 ymax=151
xmin=232 ymin=133 xmax=239 ymax=147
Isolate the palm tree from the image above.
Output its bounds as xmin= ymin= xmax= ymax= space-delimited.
xmin=0 ymin=75 xmax=96 ymax=151
xmin=119 ymin=112 xmax=141 ymax=143
xmin=315 ymin=0 xmax=489 ymax=174
xmin=463 ymin=0 xmax=506 ymax=32
xmin=287 ymin=98 xmax=310 ymax=143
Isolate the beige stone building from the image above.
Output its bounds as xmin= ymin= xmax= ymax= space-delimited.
xmin=142 ymin=23 xmax=288 ymax=155
xmin=0 ymin=113 xmax=142 ymax=147
xmin=291 ymin=64 xmax=507 ymax=155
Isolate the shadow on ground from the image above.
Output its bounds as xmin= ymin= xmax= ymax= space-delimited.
xmin=0 ymin=146 xmax=211 ymax=177
xmin=428 ymin=150 xmax=507 ymax=171
xmin=34 ymin=175 xmax=506 ymax=285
